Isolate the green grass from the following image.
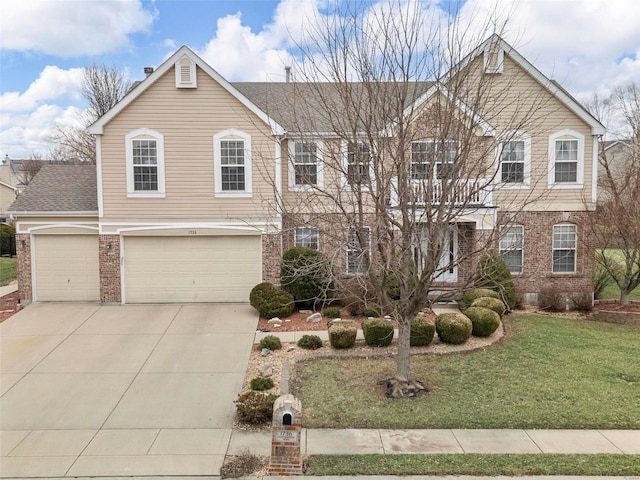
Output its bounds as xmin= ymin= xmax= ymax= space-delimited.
xmin=305 ymin=454 xmax=640 ymax=476
xmin=293 ymin=314 xmax=640 ymax=429
xmin=0 ymin=257 xmax=17 ymax=286
xmin=597 ymin=248 xmax=640 ymax=301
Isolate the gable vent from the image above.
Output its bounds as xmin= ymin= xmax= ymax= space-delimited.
xmin=175 ymin=56 xmax=197 ymax=88
xmin=484 ymin=43 xmax=504 ymax=74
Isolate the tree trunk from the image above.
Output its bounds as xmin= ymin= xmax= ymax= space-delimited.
xmin=620 ymin=290 xmax=630 ymax=306
xmin=396 ymin=317 xmax=411 ymax=381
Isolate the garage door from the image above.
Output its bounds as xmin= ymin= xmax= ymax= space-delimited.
xmin=34 ymin=235 xmax=100 ymax=302
xmin=123 ymin=236 xmax=262 ymax=303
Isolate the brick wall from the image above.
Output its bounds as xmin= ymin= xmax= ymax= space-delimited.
xmin=99 ymin=235 xmax=121 ymax=303
xmin=262 ymin=233 xmax=282 ymax=285
xmin=15 ymin=234 xmax=32 ymax=303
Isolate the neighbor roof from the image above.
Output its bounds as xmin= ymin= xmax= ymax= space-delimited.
xmin=9 ymin=165 xmax=98 ymax=214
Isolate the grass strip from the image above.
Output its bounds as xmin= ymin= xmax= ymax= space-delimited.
xmin=305 ymin=453 xmax=640 ymax=476
xmin=0 ymin=258 xmax=17 ymax=286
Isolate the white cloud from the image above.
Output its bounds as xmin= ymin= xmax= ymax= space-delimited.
xmin=1 ymin=0 xmax=155 ymax=57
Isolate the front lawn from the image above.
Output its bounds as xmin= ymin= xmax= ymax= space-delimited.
xmin=293 ymin=314 xmax=640 ymax=429
xmin=0 ymin=257 xmax=17 ymax=286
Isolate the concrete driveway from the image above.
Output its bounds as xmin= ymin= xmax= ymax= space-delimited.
xmin=0 ymin=302 xmax=258 ymax=478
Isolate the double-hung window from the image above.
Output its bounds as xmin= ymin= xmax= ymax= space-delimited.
xmin=346 ymin=141 xmax=371 ymax=185
xmin=501 ymin=141 xmax=524 ymax=183
xmin=214 ymin=129 xmax=252 ymax=197
xmin=292 ymin=141 xmax=320 ymax=187
xmin=347 ymin=227 xmax=370 ymax=274
xmin=548 ymin=130 xmax=584 ymax=187
xmin=126 ymin=129 xmax=165 ymax=197
xmin=411 ymin=140 xmax=458 ymax=180
xmin=295 ymin=227 xmax=319 ymax=249
xmin=552 ymin=224 xmax=576 ymax=273
xmin=499 ymin=225 xmax=524 ymax=274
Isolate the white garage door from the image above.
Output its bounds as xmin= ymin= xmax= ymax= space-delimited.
xmin=34 ymin=235 xmax=100 ymax=302
xmin=123 ymin=236 xmax=262 ymax=303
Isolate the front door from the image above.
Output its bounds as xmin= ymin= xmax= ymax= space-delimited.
xmin=415 ymin=224 xmax=458 ymax=283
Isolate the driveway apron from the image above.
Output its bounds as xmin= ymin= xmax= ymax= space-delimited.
xmin=0 ymin=302 xmax=258 ymax=478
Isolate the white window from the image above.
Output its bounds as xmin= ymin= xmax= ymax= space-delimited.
xmin=347 ymin=227 xmax=370 ymax=274
xmin=214 ymin=130 xmax=252 ymax=197
xmin=295 ymin=227 xmax=319 ymax=249
xmin=289 ymin=140 xmax=323 ymax=189
xmin=500 ymin=225 xmax=523 ymax=274
xmin=548 ymin=130 xmax=584 ymax=188
xmin=125 ymin=129 xmax=165 ymax=197
xmin=497 ymin=132 xmax=531 ymax=188
xmin=411 ymin=140 xmax=458 ymax=180
xmin=552 ymin=224 xmax=577 ymax=273
xmin=346 ymin=141 xmax=371 ymax=185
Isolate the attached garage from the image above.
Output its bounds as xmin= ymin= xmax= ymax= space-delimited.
xmin=123 ymin=235 xmax=262 ymax=303
xmin=33 ymin=234 xmax=100 ymax=302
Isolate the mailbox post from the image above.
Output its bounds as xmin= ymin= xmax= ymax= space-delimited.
xmin=268 ymin=394 xmax=302 ymax=476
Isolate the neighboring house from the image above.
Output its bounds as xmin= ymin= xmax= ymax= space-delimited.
xmin=0 ymin=156 xmax=22 ymax=223
xmin=598 ymin=139 xmax=635 ymax=202
xmin=10 ymin=35 xmax=604 ymax=305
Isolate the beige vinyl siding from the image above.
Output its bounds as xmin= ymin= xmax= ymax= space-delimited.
xmin=100 ymin=68 xmax=278 ymax=219
xmin=15 ymin=217 xmax=98 ymax=235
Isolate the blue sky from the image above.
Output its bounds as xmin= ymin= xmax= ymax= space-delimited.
xmin=1 ymin=0 xmax=639 ymax=159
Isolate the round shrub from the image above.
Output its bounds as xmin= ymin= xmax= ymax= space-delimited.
xmin=471 ymin=296 xmax=506 ymax=317
xmin=297 ymin=334 xmax=324 ymax=350
xmin=235 ymin=391 xmax=279 ymax=424
xmin=259 ymin=335 xmax=282 ymax=351
xmin=327 ymin=318 xmax=356 ymax=330
xmin=361 ymin=318 xmax=394 ymax=347
xmin=475 ymin=250 xmax=517 ymax=309
xmin=464 ymin=306 xmax=501 ymax=337
xmin=280 ymin=247 xmax=333 ymax=307
xmin=463 ymin=287 xmax=499 ymax=307
xmin=249 ymin=282 xmax=294 ymax=319
xmin=363 ymin=303 xmax=382 ymax=318
xmin=250 ymin=376 xmax=274 ymax=391
xmin=328 ymin=324 xmax=357 ymax=349
xmin=435 ymin=312 xmax=472 ymax=344
xmin=410 ymin=315 xmax=435 ymax=347
xmin=323 ymin=306 xmax=341 ymax=319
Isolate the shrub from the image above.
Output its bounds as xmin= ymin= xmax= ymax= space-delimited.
xmin=327 ymin=318 xmax=356 ymax=330
xmin=363 ymin=303 xmax=382 ymax=318
xmin=323 ymin=306 xmax=341 ymax=319
xmin=259 ymin=335 xmax=282 ymax=351
xmin=280 ymin=247 xmax=333 ymax=307
xmin=297 ymin=334 xmax=324 ymax=350
xmin=361 ymin=318 xmax=394 ymax=346
xmin=220 ymin=449 xmax=265 ymax=478
xmin=538 ymin=288 xmax=568 ymax=311
xmin=464 ymin=306 xmax=501 ymax=337
xmin=249 ymin=282 xmax=294 ymax=318
xmin=235 ymin=391 xmax=279 ymax=424
xmin=328 ymin=323 xmax=357 ymax=349
xmin=250 ymin=376 xmax=274 ymax=391
xmin=475 ymin=250 xmax=517 ymax=309
xmin=410 ymin=315 xmax=435 ymax=347
xmin=471 ymin=296 xmax=506 ymax=317
xmin=337 ymin=276 xmax=373 ymax=315
xmin=435 ymin=312 xmax=472 ymax=344
xmin=463 ymin=287 xmax=499 ymax=307
xmin=384 ymin=255 xmax=417 ymax=301
xmin=593 ymin=264 xmax=611 ymax=300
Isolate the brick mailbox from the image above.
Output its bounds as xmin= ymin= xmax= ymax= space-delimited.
xmin=268 ymin=394 xmax=302 ymax=476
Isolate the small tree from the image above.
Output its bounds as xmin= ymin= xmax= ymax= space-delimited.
xmin=280 ymin=247 xmax=333 ymax=307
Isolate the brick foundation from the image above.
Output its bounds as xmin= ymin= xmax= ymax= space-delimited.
xmin=99 ymin=235 xmax=121 ymax=303
xmin=15 ymin=234 xmax=32 ymax=303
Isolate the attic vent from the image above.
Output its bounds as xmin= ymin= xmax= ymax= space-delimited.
xmin=175 ymin=56 xmax=197 ymax=88
xmin=484 ymin=43 xmax=504 ymax=74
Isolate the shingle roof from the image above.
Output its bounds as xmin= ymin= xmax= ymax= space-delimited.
xmin=9 ymin=165 xmax=97 ymax=214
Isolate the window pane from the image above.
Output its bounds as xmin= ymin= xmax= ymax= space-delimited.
xmin=132 ymin=139 xmax=157 ymax=166
xmin=221 ymin=166 xmax=245 ymax=191
xmin=295 ymin=227 xmax=319 ymax=249
xmin=553 ymin=250 xmax=575 ymax=272
xmin=347 ymin=228 xmax=370 ymax=274
xmin=502 ymin=162 xmax=524 ymax=183
xmin=295 ymin=164 xmax=317 ymax=185
xmin=221 ymin=140 xmax=244 ymax=166
xmin=133 ymin=166 xmax=158 ymax=191
xmin=555 ymin=140 xmax=577 ymax=161
xmin=555 ymin=162 xmax=577 ymax=182
xmin=500 ymin=226 xmax=523 ymax=274
xmin=347 ymin=142 xmax=370 ymax=184
xmin=295 ymin=142 xmax=317 ymax=164
xmin=552 ymin=225 xmax=576 ymax=273
xmin=220 ymin=139 xmax=245 ymax=191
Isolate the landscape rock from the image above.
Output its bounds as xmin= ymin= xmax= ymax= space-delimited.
xmin=260 ymin=348 xmax=271 ymax=357
xmin=268 ymin=317 xmax=282 ymax=324
xmin=307 ymin=312 xmax=322 ymax=323
xmin=258 ymin=363 xmax=274 ymax=377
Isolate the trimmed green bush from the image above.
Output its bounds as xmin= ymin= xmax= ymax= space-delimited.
xmin=363 ymin=303 xmax=382 ymax=318
xmin=435 ymin=312 xmax=472 ymax=344
xmin=259 ymin=335 xmax=282 ymax=351
xmin=361 ymin=318 xmax=394 ymax=347
xmin=297 ymin=334 xmax=324 ymax=350
xmin=280 ymin=247 xmax=333 ymax=307
xmin=475 ymin=250 xmax=517 ymax=309
xmin=250 ymin=376 xmax=274 ymax=391
xmin=464 ymin=306 xmax=501 ymax=337
xmin=328 ymin=324 xmax=357 ymax=349
xmin=410 ymin=315 xmax=436 ymax=347
xmin=323 ymin=306 xmax=341 ymax=319
xmin=235 ymin=391 xmax=279 ymax=424
xmin=249 ymin=282 xmax=294 ymax=318
xmin=471 ymin=296 xmax=506 ymax=317
xmin=327 ymin=318 xmax=356 ymax=330
xmin=463 ymin=287 xmax=499 ymax=307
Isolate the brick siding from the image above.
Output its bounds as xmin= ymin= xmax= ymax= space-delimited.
xmin=15 ymin=234 xmax=32 ymax=303
xmin=99 ymin=235 xmax=121 ymax=303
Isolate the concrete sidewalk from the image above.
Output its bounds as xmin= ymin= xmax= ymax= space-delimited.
xmin=229 ymin=428 xmax=640 ymax=455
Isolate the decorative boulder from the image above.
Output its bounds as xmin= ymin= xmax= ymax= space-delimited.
xmin=307 ymin=312 xmax=322 ymax=323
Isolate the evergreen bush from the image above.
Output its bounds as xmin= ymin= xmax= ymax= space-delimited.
xmin=259 ymin=335 xmax=282 ymax=351
xmin=235 ymin=391 xmax=279 ymax=424
xmin=475 ymin=250 xmax=517 ymax=309
xmin=322 ymin=306 xmax=341 ymax=319
xmin=361 ymin=318 xmax=394 ymax=346
xmin=280 ymin=247 xmax=333 ymax=307
xmin=463 ymin=287 xmax=499 ymax=307
xmin=328 ymin=323 xmax=357 ymax=349
xmin=435 ymin=312 xmax=472 ymax=344
xmin=250 ymin=376 xmax=274 ymax=391
xmin=471 ymin=296 xmax=506 ymax=317
xmin=249 ymin=282 xmax=294 ymax=318
xmin=464 ymin=306 xmax=501 ymax=337
xmin=363 ymin=303 xmax=382 ymax=318
xmin=297 ymin=334 xmax=324 ymax=350
xmin=410 ymin=315 xmax=436 ymax=347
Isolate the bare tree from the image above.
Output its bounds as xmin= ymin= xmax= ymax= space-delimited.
xmin=259 ymin=1 xmax=552 ymax=394
xmin=49 ymin=63 xmax=131 ymax=163
xmin=589 ymin=82 xmax=640 ymax=305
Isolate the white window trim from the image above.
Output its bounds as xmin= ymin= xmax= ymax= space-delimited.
xmin=125 ymin=128 xmax=166 ymax=198
xmin=288 ymin=139 xmax=324 ymax=191
xmin=548 ymin=129 xmax=584 ymax=189
xmin=294 ymin=226 xmax=319 ymax=250
xmin=499 ymin=224 xmax=524 ymax=275
xmin=347 ymin=226 xmax=371 ymax=274
xmin=341 ymin=140 xmax=375 ymax=191
xmin=552 ymin=223 xmax=577 ymax=274
xmin=495 ymin=131 xmax=531 ymax=189
xmin=214 ymin=129 xmax=252 ymax=198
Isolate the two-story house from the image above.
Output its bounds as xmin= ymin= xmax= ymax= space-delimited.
xmin=10 ymin=35 xmax=604 ymax=306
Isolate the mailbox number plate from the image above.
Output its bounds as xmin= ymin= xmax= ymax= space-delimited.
xmin=275 ymin=430 xmax=299 ymax=442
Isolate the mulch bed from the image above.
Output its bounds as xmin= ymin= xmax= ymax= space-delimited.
xmin=0 ymin=291 xmax=19 ymax=323
xmin=256 ymin=307 xmax=401 ymax=333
